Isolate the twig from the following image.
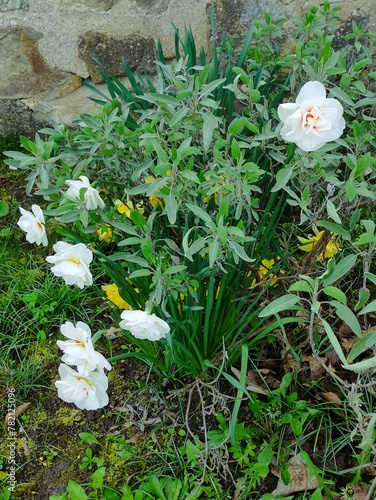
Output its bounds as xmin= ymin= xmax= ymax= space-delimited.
xmin=366 ymin=475 xmax=376 ymax=500
xmin=338 ymin=462 xmax=375 ymax=475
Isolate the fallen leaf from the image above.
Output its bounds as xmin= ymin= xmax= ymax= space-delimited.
xmin=20 ymin=436 xmax=30 ymax=457
xmin=104 ymin=327 xmax=121 ymax=340
xmin=4 ymin=402 xmax=31 ymax=425
xmin=338 ymin=321 xmax=353 ymax=337
xmin=231 ymin=367 xmax=270 ymax=395
xmin=321 ymin=391 xmax=342 ymax=407
xmin=272 ymin=455 xmax=319 ymax=497
xmin=341 ymin=336 xmax=359 ymax=352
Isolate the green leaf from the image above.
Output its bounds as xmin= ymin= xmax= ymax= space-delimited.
xmin=200 ymin=78 xmax=226 ymax=97
xmin=141 ymin=238 xmax=154 ymax=262
xmin=342 ymin=356 xmax=376 ymax=372
xmin=355 ymin=288 xmax=370 ymax=311
xmin=345 ymin=179 xmax=357 ymax=202
xmin=321 ymin=317 xmax=347 ymax=365
xmin=90 ymin=467 xmax=106 ymax=490
xmin=310 ymin=488 xmax=323 ymax=500
xmin=208 ymin=238 xmax=220 ymax=267
xmin=365 ymin=272 xmax=376 ymax=286
xmin=288 ymin=280 xmax=313 ymax=293
xmin=228 ymin=240 xmax=254 ymax=263
xmin=358 ymin=300 xmax=376 ymax=315
xmin=329 ymin=86 xmax=355 ymax=106
xmin=78 ymin=432 xmax=100 ymax=444
xmin=67 ymin=480 xmax=87 ymax=500
xmin=128 ymin=269 xmax=152 ymax=279
xmin=326 ymin=199 xmax=342 ymax=224
xmin=184 ymin=236 xmax=207 ymax=260
xmin=165 ymin=193 xmax=178 ymax=224
xmin=164 ymin=265 xmax=187 ymax=275
xmin=322 ymin=254 xmax=357 ymax=286
xmin=170 ymin=106 xmax=189 ymax=127
xmin=202 ymin=112 xmax=217 ymax=151
xmin=361 ymin=219 xmax=375 ymax=234
xmin=330 ymin=300 xmax=361 ymax=337
xmin=142 ymin=475 xmax=165 ymax=497
xmin=259 ymin=295 xmax=301 ymax=318
xmin=354 ymin=233 xmax=376 ymax=246
xmin=322 ymin=286 xmax=347 ymax=305
xmin=290 ymin=416 xmax=303 ymax=436
xmin=316 ymin=220 xmax=351 ymax=241
xmin=186 ymin=203 xmax=212 ymax=224
xmin=347 ymin=329 xmax=376 ymax=362
xmin=0 ymin=201 xmax=9 ymax=217
xmin=228 ymin=117 xmax=248 ymax=135
xmin=271 ymin=166 xmax=293 ymax=192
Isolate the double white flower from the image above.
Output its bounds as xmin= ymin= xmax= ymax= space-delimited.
xmin=46 ymin=241 xmax=93 ymax=289
xmin=65 ymin=175 xmax=105 ymax=210
xmin=278 ymin=81 xmax=345 ymax=152
xmin=57 ymin=321 xmax=111 ymax=374
xmin=17 ymin=205 xmax=48 ymax=246
xmin=55 ymin=321 xmax=111 ymax=411
xmin=119 ymin=310 xmax=170 ymax=341
xmin=55 ymin=364 xmax=109 ymax=411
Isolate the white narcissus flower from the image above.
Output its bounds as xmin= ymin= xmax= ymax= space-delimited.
xmin=55 ymin=364 xmax=109 ymax=410
xmin=17 ymin=205 xmax=48 ymax=246
xmin=119 ymin=310 xmax=170 ymax=341
xmin=46 ymin=241 xmax=93 ymax=289
xmin=57 ymin=321 xmax=112 ymax=375
xmin=65 ymin=175 xmax=105 ymax=210
xmin=278 ymin=81 xmax=345 ymax=152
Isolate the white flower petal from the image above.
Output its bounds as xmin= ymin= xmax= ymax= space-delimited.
xmin=119 ymin=310 xmax=170 ymax=341
xmin=296 ymin=81 xmax=326 ymax=105
xmin=278 ymin=81 xmax=345 ymax=151
xmin=277 ymin=103 xmax=299 ymax=122
xmin=17 ymin=205 xmax=48 ymax=246
xmin=46 ymin=242 xmax=93 ymax=288
xmin=55 ymin=364 xmax=109 ymax=410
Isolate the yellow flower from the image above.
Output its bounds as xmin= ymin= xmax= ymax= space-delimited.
xmin=144 ymin=176 xmax=164 ymax=208
xmin=97 ymin=224 xmax=114 ymax=243
xmin=251 ymin=258 xmax=279 ymax=287
xmin=115 ymin=199 xmax=144 ymax=218
xmin=101 ymin=284 xmax=132 ymax=310
xmin=297 ymin=230 xmax=340 ymax=259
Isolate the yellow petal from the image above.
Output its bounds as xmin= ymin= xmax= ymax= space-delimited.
xmin=102 ymin=284 xmax=132 ymax=309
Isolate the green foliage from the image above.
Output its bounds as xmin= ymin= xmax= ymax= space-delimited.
xmin=2 ymin=3 xmax=376 ymax=498
xmin=0 ymin=201 xmax=9 ymax=217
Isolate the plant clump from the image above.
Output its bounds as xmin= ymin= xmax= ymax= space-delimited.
xmin=1 ymin=2 xmax=376 ymax=499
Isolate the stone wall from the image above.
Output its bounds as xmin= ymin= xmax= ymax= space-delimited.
xmin=0 ymin=0 xmax=375 ymax=138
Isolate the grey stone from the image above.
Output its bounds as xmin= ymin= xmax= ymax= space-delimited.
xmin=0 ymin=26 xmax=82 ymax=99
xmin=59 ymin=0 xmax=115 ymax=10
xmin=0 ymin=0 xmax=28 ymax=12
xmin=78 ymin=31 xmax=156 ymax=83
xmin=0 ymin=99 xmax=45 ymax=139
xmin=134 ymin=0 xmax=171 ymax=15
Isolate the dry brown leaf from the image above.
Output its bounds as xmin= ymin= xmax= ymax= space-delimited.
xmin=104 ymin=327 xmax=121 ymax=340
xmin=341 ymin=336 xmax=359 ymax=352
xmin=321 ymin=391 xmax=342 ymax=407
xmin=272 ymin=455 xmax=319 ymax=497
xmin=231 ymin=367 xmax=269 ymax=395
xmin=4 ymin=402 xmax=31 ymax=425
xmin=338 ymin=321 xmax=354 ymax=337
xmin=20 ymin=436 xmax=30 ymax=457
xmin=302 ymin=355 xmax=326 ymax=378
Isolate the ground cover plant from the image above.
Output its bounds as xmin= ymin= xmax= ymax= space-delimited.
xmin=1 ymin=2 xmax=376 ymax=498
